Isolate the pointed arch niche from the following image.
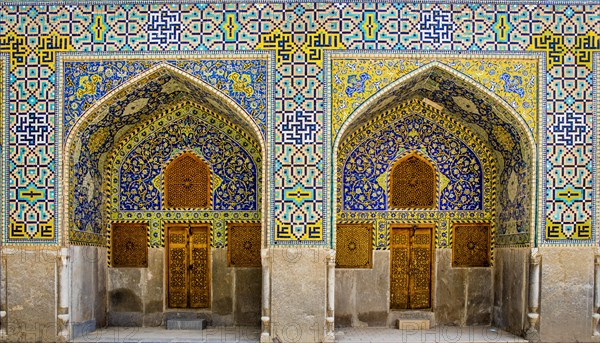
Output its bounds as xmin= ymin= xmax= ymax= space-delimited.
xmin=329 ymin=58 xmax=541 ymax=337
xmin=57 ymin=57 xmax=270 ymax=337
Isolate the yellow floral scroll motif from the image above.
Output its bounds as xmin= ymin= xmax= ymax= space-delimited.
xmin=229 ymin=72 xmax=254 ymax=97
xmin=331 ymin=57 xmax=538 ymax=139
xmin=76 ymin=74 xmax=103 ymax=99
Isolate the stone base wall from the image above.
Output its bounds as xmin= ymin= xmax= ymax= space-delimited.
xmin=3 ymin=245 xmax=600 ymax=343
xmin=105 ymin=249 xmax=261 ymax=328
xmin=434 ymin=249 xmax=493 ymax=326
xmin=0 ymin=247 xmax=60 ymax=342
xmin=335 ymin=250 xmax=493 ymax=328
xmin=71 ymin=246 xmax=107 ymax=339
xmin=270 ymin=248 xmax=327 ymax=343
xmin=492 ymin=247 xmax=528 ymax=337
xmin=539 ymin=246 xmax=599 ymax=342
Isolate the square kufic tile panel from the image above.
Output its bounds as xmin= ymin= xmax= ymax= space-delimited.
xmin=336 ymin=223 xmax=373 ymax=268
xmin=452 ymin=223 xmax=490 ymax=268
xmin=228 ymin=222 xmax=261 ymax=268
xmin=111 ymin=222 xmax=149 ymax=268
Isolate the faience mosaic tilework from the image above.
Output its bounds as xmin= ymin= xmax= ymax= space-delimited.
xmin=103 ymin=102 xmax=262 ymax=248
xmin=337 ymin=100 xmax=497 ymax=249
xmin=0 ymin=3 xmax=597 ymax=246
xmin=342 ymin=115 xmax=486 ymax=212
xmin=329 ymin=56 xmax=537 ymax=247
xmin=57 ymin=54 xmax=271 ymax=246
xmin=116 ymin=111 xmax=259 ymax=212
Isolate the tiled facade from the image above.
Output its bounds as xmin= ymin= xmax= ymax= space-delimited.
xmin=0 ymin=2 xmax=597 ymax=249
xmin=1 ymin=2 xmax=599 ymax=342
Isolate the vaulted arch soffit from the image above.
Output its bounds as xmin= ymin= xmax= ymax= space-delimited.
xmin=104 ymin=101 xmax=262 ymax=247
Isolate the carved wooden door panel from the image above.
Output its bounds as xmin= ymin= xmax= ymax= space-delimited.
xmin=390 ymin=227 xmax=411 ymax=309
xmin=189 ymin=226 xmax=210 ymax=308
xmin=167 ymin=224 xmax=210 ymax=308
xmin=409 ymin=227 xmax=432 ymax=309
xmin=167 ymin=226 xmax=188 ymax=308
xmin=390 ymin=225 xmax=433 ymax=310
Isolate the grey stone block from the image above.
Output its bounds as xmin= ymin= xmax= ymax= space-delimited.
xmin=166 ymin=318 xmax=207 ymax=330
xmin=71 ymin=320 xmax=96 ymax=339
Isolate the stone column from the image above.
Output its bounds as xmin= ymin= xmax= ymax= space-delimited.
xmin=324 ymin=250 xmax=335 ymax=342
xmin=260 ymin=248 xmax=271 ymax=343
xmin=593 ymin=253 xmax=600 ymax=335
xmin=0 ymin=254 xmax=5 ymax=337
xmin=57 ymin=247 xmax=70 ymax=341
xmin=525 ymin=248 xmax=540 ymax=341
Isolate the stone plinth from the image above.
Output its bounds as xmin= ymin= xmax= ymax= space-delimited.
xmin=270 ymin=248 xmax=327 ymax=343
xmin=166 ymin=318 xmax=207 ymax=330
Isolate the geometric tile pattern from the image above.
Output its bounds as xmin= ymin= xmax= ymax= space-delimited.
xmin=110 ymin=222 xmax=148 ymax=268
xmin=164 ymin=152 xmax=212 ymax=209
xmin=228 ymin=222 xmax=262 ymax=268
xmin=335 ymin=223 xmax=372 ymax=268
xmin=0 ymin=3 xmax=598 ymax=247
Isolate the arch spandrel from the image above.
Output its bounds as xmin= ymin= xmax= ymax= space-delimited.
xmin=331 ymin=58 xmax=538 ymax=148
xmin=62 ymin=60 xmax=268 ymax=145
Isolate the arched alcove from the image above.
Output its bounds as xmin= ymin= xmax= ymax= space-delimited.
xmin=333 ymin=62 xmax=537 ymax=247
xmin=61 ymin=63 xmax=267 ymax=336
xmin=332 ymin=62 xmax=538 ymax=336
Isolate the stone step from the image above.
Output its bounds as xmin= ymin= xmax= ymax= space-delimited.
xmin=166 ymin=318 xmax=207 ymax=330
xmin=398 ymin=319 xmax=430 ymax=330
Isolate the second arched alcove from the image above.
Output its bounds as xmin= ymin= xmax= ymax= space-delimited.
xmin=331 ymin=62 xmax=536 ymax=333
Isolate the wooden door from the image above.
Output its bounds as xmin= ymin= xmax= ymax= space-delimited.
xmin=167 ymin=224 xmax=210 ymax=308
xmin=390 ymin=225 xmax=433 ymax=310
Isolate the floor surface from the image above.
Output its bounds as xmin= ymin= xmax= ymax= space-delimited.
xmin=73 ymin=325 xmax=527 ymax=343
